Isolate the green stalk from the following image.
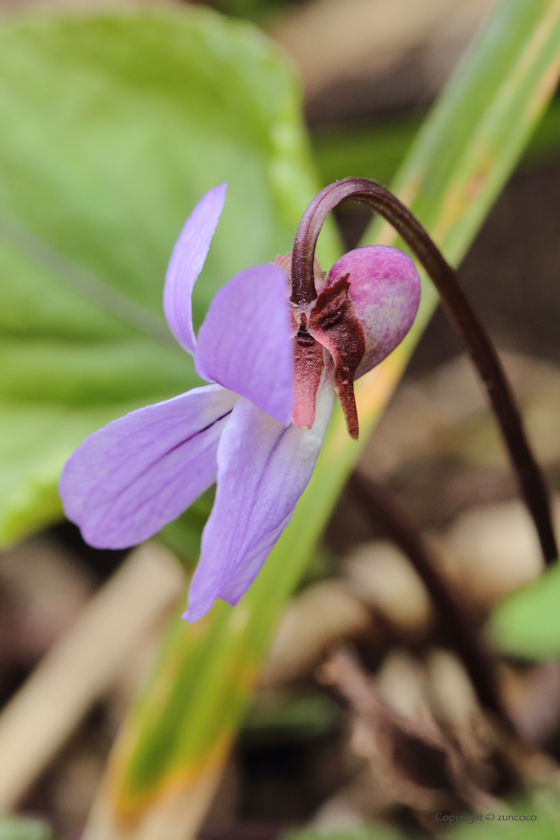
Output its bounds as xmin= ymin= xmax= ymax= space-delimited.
xmin=86 ymin=1 xmax=560 ymax=837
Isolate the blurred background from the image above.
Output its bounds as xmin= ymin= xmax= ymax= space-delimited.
xmin=1 ymin=1 xmax=560 ymax=839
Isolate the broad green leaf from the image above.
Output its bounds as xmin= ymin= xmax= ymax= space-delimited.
xmin=0 ymin=7 xmax=337 ymax=546
xmin=88 ymin=1 xmax=560 ymax=835
xmin=488 ymin=562 xmax=560 ymax=659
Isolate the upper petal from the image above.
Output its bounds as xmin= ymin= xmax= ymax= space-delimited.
xmin=194 ymin=263 xmax=294 ymax=425
xmin=163 ymin=184 xmax=227 ymax=355
xmin=184 ymin=378 xmax=335 ymax=622
xmin=59 ymin=384 xmax=238 ymax=549
xmin=327 ymin=245 xmax=421 ymax=378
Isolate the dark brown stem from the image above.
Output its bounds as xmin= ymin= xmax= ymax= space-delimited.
xmin=292 ymin=178 xmax=557 ymax=566
xmin=348 ymin=471 xmax=512 ymax=728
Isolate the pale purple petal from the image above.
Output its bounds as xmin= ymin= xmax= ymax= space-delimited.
xmin=194 ymin=263 xmax=294 ymax=424
xmin=218 ymin=513 xmax=291 ymax=606
xmin=184 ymin=379 xmax=335 ymax=622
xmin=163 ymin=184 xmax=227 ymax=355
xmin=327 ymin=245 xmax=421 ymax=378
xmin=59 ymin=385 xmax=238 ymax=549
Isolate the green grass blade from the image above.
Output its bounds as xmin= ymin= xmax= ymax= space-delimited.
xmin=89 ymin=0 xmax=560 ymax=835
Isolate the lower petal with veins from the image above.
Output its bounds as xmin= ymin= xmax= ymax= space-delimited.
xmin=184 ymin=379 xmax=335 ymax=623
xmin=59 ymin=384 xmax=238 ymax=549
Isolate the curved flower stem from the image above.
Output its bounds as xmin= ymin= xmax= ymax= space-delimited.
xmin=348 ymin=471 xmax=512 ymax=729
xmin=291 ymin=178 xmax=557 ymax=567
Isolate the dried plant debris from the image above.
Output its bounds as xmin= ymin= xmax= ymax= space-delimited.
xmin=343 ymin=542 xmax=433 ymax=638
xmin=358 ymin=352 xmax=560 ymax=537
xmin=365 ymin=352 xmax=560 ymax=478
xmin=314 ymin=647 xmax=560 ymax=831
xmin=435 ymin=499 xmax=553 ymax=607
xmin=261 ymin=580 xmax=374 ymax=688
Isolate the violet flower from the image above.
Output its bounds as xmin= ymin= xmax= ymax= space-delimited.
xmin=59 ymin=184 xmax=420 ymax=622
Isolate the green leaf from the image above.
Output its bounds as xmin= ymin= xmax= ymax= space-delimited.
xmin=488 ymin=562 xmax=560 ymax=659
xmin=281 ymin=827 xmax=408 ymax=840
xmin=0 ymin=816 xmax=55 ymax=840
xmin=0 ymin=7 xmax=337 ymax=546
xmin=311 ymin=113 xmax=418 ymax=187
xmin=159 ymin=490 xmax=215 ymax=570
xmin=243 ymin=687 xmax=340 ymax=742
xmin=310 ymin=97 xmax=560 ymax=190
xmin=447 ymin=788 xmax=560 ymax=839
xmin=281 ymin=788 xmax=560 ymax=840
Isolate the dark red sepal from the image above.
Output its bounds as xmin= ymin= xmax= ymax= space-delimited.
xmin=308 ymin=276 xmax=366 ymax=439
xmin=291 ymin=316 xmax=325 ymax=429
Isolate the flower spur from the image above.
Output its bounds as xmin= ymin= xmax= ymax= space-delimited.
xmin=59 ymin=183 xmax=420 ymax=622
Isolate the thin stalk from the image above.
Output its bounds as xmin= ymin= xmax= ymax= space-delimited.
xmin=291 ymin=178 xmax=557 ymax=567
xmin=348 ymin=471 xmax=512 ymax=729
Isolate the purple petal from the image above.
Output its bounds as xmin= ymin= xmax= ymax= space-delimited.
xmin=327 ymin=246 xmax=421 ymax=378
xmin=59 ymin=385 xmax=238 ymax=549
xmin=163 ymin=184 xmax=227 ymax=355
xmin=194 ymin=263 xmax=294 ymax=424
xmin=184 ymin=380 xmax=335 ymax=622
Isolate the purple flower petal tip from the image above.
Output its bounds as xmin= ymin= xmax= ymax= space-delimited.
xmin=184 ymin=380 xmax=335 ymax=623
xmin=181 ymin=600 xmax=214 ymax=624
xmin=163 ymin=184 xmax=227 ymax=356
xmin=327 ymin=245 xmax=421 ymax=377
xmin=195 ymin=263 xmax=294 ymax=425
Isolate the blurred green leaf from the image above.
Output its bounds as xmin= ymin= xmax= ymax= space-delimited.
xmin=488 ymin=562 xmax=560 ymax=659
xmin=243 ymin=687 xmax=341 ymax=743
xmin=279 ymin=788 xmax=560 ymax=840
xmin=205 ymin=0 xmax=298 ymax=25
xmin=446 ymin=788 xmax=560 ymax=838
xmin=524 ymin=95 xmax=560 ymax=166
xmin=311 ymin=112 xmax=420 ymax=187
xmin=0 ymin=816 xmax=55 ymax=840
xmin=281 ymin=826 xmax=409 ymax=840
xmin=311 ymin=97 xmax=560 ymax=189
xmin=159 ymin=489 xmax=215 ymax=570
xmin=0 ymin=7 xmax=337 ymax=546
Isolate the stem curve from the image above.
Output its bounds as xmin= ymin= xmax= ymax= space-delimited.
xmin=291 ymin=178 xmax=557 ymax=566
